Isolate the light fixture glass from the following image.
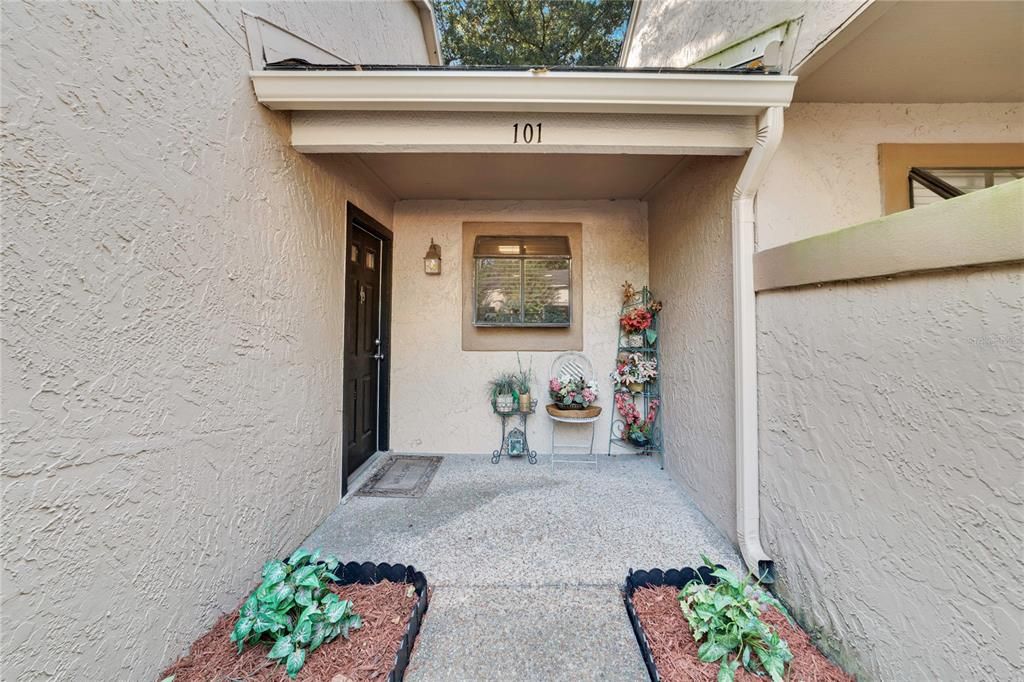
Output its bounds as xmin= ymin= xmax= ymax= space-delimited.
xmin=424 ymin=239 xmax=441 ymax=275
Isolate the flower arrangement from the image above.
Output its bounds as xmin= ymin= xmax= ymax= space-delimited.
xmin=610 ymin=353 xmax=658 ymax=392
xmin=615 ymin=393 xmax=660 ymax=446
xmin=549 ymin=373 xmax=599 ymax=409
xmin=620 ymin=308 xmax=653 ymax=334
xmin=619 ymin=282 xmax=663 ymax=346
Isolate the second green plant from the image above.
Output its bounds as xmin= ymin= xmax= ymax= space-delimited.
xmin=677 ymin=556 xmax=793 ymax=682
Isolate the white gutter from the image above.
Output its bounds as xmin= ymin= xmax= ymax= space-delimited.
xmin=732 ymin=106 xmax=784 ymax=583
xmin=250 ymin=70 xmax=797 ymax=115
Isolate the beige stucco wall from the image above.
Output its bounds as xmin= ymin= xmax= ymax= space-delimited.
xmin=758 ymin=102 xmax=1024 ymax=249
xmin=624 ymin=0 xmax=863 ymax=69
xmin=389 ymin=200 xmax=648 ymax=455
xmin=758 ymin=263 xmax=1024 ymax=680
xmin=646 ymin=157 xmax=746 ymax=542
xmin=0 ymin=2 xmax=427 ymax=679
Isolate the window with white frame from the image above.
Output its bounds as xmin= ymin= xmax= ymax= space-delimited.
xmin=909 ymin=167 xmax=1023 ymax=208
xmin=473 ymin=235 xmax=571 ymax=327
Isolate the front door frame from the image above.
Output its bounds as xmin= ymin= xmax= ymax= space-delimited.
xmin=342 ymin=203 xmax=393 ymax=496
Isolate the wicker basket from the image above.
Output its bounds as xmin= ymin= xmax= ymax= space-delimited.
xmin=546 ymin=404 xmax=602 ymax=419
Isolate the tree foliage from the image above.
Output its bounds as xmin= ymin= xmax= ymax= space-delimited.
xmin=434 ymin=0 xmax=633 ymax=66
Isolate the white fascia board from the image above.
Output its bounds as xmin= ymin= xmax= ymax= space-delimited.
xmin=250 ymin=69 xmax=797 ymax=116
xmin=291 ymin=111 xmax=755 ymax=155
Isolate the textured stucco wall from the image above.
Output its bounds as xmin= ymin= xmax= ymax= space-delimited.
xmin=758 ymin=102 xmax=1024 ymax=249
xmin=389 ymin=200 xmax=648 ymax=455
xmin=646 ymin=157 xmax=746 ymax=542
xmin=759 ymin=264 xmax=1024 ymax=680
xmin=624 ymin=0 xmax=863 ymax=69
xmin=0 ymin=2 xmax=424 ymax=680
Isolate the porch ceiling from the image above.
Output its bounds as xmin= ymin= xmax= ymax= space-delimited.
xmin=355 ymin=153 xmax=687 ymax=200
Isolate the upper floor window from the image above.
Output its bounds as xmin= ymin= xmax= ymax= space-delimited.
xmin=879 ymin=143 xmax=1024 ymax=215
xmin=909 ymin=167 xmax=1023 ymax=208
xmin=473 ymin=235 xmax=571 ymax=327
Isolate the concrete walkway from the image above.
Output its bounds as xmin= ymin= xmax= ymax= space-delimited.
xmin=303 ymin=452 xmax=742 ymax=680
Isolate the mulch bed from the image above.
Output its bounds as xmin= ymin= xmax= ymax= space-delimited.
xmin=161 ymin=580 xmax=417 ymax=682
xmin=631 ymin=586 xmax=852 ymax=682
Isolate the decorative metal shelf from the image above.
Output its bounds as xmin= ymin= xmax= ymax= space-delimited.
xmin=609 ymin=286 xmax=663 ymax=469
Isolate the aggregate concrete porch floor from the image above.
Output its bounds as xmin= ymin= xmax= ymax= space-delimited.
xmin=302 ymin=452 xmax=743 ymax=681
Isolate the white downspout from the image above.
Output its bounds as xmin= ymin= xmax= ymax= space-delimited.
xmin=732 ymin=106 xmax=784 ymax=583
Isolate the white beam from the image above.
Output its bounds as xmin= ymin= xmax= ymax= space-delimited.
xmin=291 ymin=111 xmax=755 ymax=155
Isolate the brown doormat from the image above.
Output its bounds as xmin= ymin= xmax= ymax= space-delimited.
xmin=355 ymin=455 xmax=443 ymax=498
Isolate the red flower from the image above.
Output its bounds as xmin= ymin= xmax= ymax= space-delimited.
xmin=620 ymin=308 xmax=653 ymax=333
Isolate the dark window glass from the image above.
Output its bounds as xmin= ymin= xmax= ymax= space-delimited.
xmin=473 ymin=236 xmax=571 ymax=327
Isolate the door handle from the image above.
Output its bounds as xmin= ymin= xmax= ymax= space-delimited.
xmin=373 ymin=351 xmax=385 ymax=361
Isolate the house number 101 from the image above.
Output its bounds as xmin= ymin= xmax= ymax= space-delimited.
xmin=512 ymin=122 xmax=543 ymax=144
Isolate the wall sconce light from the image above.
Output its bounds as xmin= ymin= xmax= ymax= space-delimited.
xmin=424 ymin=239 xmax=441 ymax=275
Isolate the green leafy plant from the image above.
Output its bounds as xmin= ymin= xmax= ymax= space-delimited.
xmin=677 ymin=556 xmax=793 ymax=682
xmin=488 ymin=371 xmax=519 ymax=409
xmin=514 ymin=353 xmax=533 ymax=395
xmin=230 ymin=548 xmax=361 ymax=678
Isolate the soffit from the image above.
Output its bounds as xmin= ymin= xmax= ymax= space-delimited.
xmin=356 ymin=153 xmax=686 ymax=200
xmin=795 ymin=1 xmax=1024 ymax=103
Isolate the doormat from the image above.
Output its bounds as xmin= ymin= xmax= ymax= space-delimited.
xmin=355 ymin=455 xmax=443 ymax=498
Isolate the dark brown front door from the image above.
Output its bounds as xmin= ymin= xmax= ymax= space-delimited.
xmin=343 ymin=208 xmax=390 ymax=485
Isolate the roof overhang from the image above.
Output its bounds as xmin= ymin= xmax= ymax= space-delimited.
xmin=250 ymin=68 xmax=797 ymax=116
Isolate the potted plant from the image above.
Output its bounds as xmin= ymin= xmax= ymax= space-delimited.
xmin=515 ymin=354 xmax=534 ymax=412
xmin=615 ymin=393 xmax=659 ymax=446
xmin=610 ymin=353 xmax=658 ymax=393
xmin=619 ymin=283 xmax=663 ymax=348
xmin=488 ymin=372 xmax=518 ymax=413
xmin=620 ymin=307 xmax=655 ymax=348
xmin=547 ymin=372 xmax=600 ymax=416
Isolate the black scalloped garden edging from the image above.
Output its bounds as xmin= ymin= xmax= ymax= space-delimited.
xmin=329 ymin=561 xmax=430 ymax=682
xmin=623 ymin=565 xmax=721 ymax=682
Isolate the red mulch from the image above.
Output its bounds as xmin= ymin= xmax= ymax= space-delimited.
xmin=631 ymin=586 xmax=852 ymax=682
xmin=161 ymin=581 xmax=417 ymax=682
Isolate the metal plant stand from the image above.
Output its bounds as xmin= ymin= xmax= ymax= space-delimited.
xmin=608 ymin=285 xmax=664 ymax=469
xmin=491 ymin=404 xmax=538 ymax=464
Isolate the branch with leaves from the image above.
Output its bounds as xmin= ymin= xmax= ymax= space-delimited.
xmin=434 ymin=0 xmax=633 ymax=66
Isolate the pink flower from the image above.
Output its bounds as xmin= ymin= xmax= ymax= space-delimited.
xmin=582 ymin=389 xmax=596 ymax=403
xmin=549 ymin=378 xmax=561 ymax=391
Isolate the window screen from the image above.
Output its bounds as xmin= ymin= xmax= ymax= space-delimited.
xmin=473 ymin=236 xmax=571 ymax=327
xmin=910 ymin=167 xmax=1024 ymax=208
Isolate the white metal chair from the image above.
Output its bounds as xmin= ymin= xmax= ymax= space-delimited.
xmin=548 ymin=352 xmax=600 ymax=465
